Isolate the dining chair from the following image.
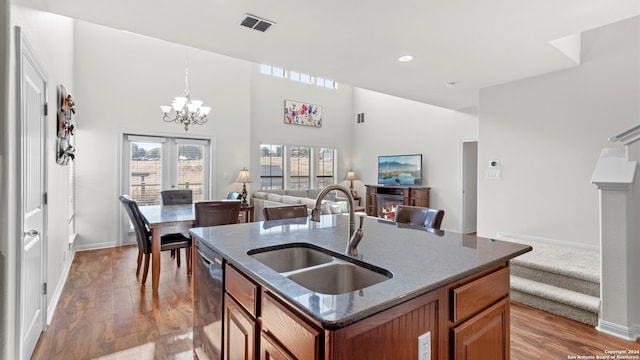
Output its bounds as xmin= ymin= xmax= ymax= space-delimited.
xmin=395 ymin=205 xmax=445 ymax=230
xmin=119 ymin=195 xmax=192 ymax=285
xmin=226 ymin=191 xmax=241 ymax=200
xmin=160 ymin=189 xmax=193 ymax=266
xmin=161 ymin=189 xmax=193 ymax=205
xmin=263 ymin=204 xmax=309 ymax=220
xmin=195 ymin=200 xmax=242 ymax=226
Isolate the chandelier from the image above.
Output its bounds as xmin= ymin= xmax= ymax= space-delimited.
xmin=160 ymin=56 xmax=211 ymax=131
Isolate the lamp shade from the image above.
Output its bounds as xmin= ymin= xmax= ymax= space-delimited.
xmin=346 ymin=170 xmax=357 ymax=181
xmin=236 ymin=167 xmax=252 ymax=183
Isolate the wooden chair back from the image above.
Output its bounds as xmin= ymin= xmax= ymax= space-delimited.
xmin=161 ymin=189 xmax=193 ymax=205
xmin=395 ymin=205 xmax=445 ymax=230
xmin=195 ymin=200 xmax=241 ymax=227
xmin=119 ymin=195 xmax=151 ymax=254
xmin=226 ymin=191 xmax=241 ymax=200
xmin=263 ymin=204 xmax=308 ymax=220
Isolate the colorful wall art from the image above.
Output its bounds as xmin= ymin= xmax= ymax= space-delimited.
xmin=284 ymin=99 xmax=322 ymax=127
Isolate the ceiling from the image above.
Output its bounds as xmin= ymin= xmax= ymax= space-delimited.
xmin=17 ymin=0 xmax=639 ymax=110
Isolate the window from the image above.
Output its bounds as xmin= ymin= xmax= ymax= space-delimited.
xmin=289 ymin=146 xmax=310 ymax=189
xmin=290 ymin=71 xmax=313 ymax=84
xmin=317 ymin=77 xmax=337 ymax=89
xmin=260 ymin=144 xmax=283 ymax=189
xmin=260 ymin=144 xmax=336 ymax=189
xmin=316 ymin=147 xmax=335 ymax=188
xmin=260 ymin=64 xmax=285 ymax=78
xmin=260 ymin=64 xmax=337 ymax=89
xmin=120 ymin=134 xmax=211 ymax=245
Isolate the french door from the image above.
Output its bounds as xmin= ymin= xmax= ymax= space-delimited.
xmin=120 ymin=133 xmax=211 ymax=244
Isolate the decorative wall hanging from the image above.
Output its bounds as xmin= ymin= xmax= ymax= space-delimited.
xmin=56 ymin=84 xmax=76 ymax=165
xmin=284 ymin=99 xmax=322 ymax=127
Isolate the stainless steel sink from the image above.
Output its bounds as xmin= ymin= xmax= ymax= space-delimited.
xmin=286 ymin=261 xmax=392 ymax=295
xmin=248 ymin=244 xmax=392 ymax=295
xmin=249 ymin=245 xmax=333 ymax=272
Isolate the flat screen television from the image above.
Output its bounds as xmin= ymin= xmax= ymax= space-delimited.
xmin=378 ymin=154 xmax=422 ymax=185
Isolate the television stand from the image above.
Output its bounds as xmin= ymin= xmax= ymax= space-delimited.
xmin=365 ymin=185 xmax=430 ymax=220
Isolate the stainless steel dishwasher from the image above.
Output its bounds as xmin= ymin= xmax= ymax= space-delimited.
xmin=193 ymin=242 xmax=224 ymax=360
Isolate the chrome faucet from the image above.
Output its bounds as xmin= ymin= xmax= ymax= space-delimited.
xmin=310 ymin=184 xmax=362 ymax=254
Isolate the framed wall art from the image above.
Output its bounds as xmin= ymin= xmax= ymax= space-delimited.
xmin=284 ymin=99 xmax=322 ymax=128
xmin=56 ymin=84 xmax=76 ymax=165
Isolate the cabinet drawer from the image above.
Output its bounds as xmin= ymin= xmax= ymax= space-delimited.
xmin=261 ymin=292 xmax=321 ymax=360
xmin=225 ymin=264 xmax=259 ymax=317
xmin=452 ymin=267 xmax=509 ymax=323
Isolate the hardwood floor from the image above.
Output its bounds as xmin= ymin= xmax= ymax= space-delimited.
xmin=32 ymin=246 xmax=640 ymax=359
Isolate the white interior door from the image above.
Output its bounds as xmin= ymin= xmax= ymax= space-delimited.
xmin=462 ymin=141 xmax=478 ymax=234
xmin=17 ymin=27 xmax=47 ymax=360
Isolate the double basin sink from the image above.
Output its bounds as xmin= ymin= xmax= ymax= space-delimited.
xmin=248 ymin=244 xmax=393 ymax=295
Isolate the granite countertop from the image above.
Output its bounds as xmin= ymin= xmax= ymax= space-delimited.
xmin=189 ymin=215 xmax=531 ymax=330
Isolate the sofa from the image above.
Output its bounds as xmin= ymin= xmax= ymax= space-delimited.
xmin=251 ymin=188 xmax=350 ymax=221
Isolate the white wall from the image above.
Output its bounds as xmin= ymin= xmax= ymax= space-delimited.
xmin=5 ymin=5 xmax=74 ymax=359
xmin=478 ymin=16 xmax=639 ymax=247
xmin=72 ymin=21 xmax=252 ymax=249
xmin=352 ymin=88 xmax=479 ymax=231
xmin=249 ymin=66 xmax=354 ymax=190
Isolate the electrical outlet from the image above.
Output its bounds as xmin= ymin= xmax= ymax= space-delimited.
xmin=418 ymin=331 xmax=431 ymax=360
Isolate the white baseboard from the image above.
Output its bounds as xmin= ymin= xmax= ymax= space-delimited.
xmin=597 ymin=320 xmax=640 ymax=341
xmin=496 ymin=232 xmax=600 ymax=251
xmin=464 ymin=226 xmax=477 ymax=234
xmin=46 ymin=249 xmax=76 ymax=325
xmin=73 ymin=241 xmax=116 ymax=252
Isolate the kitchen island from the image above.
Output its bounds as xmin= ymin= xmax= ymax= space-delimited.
xmin=190 ymin=215 xmax=531 ymax=360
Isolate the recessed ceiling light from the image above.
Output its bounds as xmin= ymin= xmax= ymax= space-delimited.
xmin=398 ymin=55 xmax=413 ymax=62
xmin=445 ymin=81 xmax=456 ymax=88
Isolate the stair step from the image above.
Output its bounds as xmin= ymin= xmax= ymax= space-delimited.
xmin=509 ymin=241 xmax=599 ymax=283
xmin=510 ymin=276 xmax=600 ymax=313
xmin=511 ymin=276 xmax=600 ymax=326
xmin=510 ymin=263 xmax=599 ymax=297
xmin=510 ymin=275 xmax=600 ymax=326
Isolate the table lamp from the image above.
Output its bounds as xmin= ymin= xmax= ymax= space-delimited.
xmin=346 ymin=170 xmax=357 ymax=196
xmin=236 ymin=167 xmax=252 ymax=206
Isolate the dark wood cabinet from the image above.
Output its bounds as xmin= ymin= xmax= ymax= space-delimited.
xmin=365 ymin=185 xmax=430 ymax=218
xmin=260 ymin=332 xmax=296 ymax=360
xmin=224 ymin=294 xmax=257 ymax=360
xmin=219 ymin=262 xmax=511 ymax=360
xmin=449 ymin=266 xmax=510 ymax=360
xmin=225 ymin=264 xmax=259 ymax=360
xmin=452 ymin=299 xmax=509 ymax=360
xmin=261 ymin=292 xmax=322 ymax=360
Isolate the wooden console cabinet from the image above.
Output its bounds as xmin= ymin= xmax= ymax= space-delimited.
xmin=365 ymin=185 xmax=430 ymax=217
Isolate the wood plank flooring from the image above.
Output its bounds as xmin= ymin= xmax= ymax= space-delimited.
xmin=32 ymin=246 xmax=640 ymax=360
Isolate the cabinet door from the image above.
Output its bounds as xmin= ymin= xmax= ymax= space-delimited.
xmin=225 ymin=294 xmax=256 ymax=360
xmin=260 ymin=332 xmax=296 ymax=360
xmin=261 ymin=292 xmax=322 ymax=359
xmin=453 ymin=299 xmax=509 ymax=360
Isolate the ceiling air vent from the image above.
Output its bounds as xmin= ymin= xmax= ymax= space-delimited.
xmin=240 ymin=14 xmax=274 ymax=32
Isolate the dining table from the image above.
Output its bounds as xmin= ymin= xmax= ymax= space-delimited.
xmin=138 ymin=203 xmax=195 ymax=291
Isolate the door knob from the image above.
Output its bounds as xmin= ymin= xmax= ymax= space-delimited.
xmin=24 ymin=229 xmax=39 ymax=237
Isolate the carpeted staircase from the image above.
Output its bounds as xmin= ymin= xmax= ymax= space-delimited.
xmin=503 ymin=237 xmax=601 ymax=326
